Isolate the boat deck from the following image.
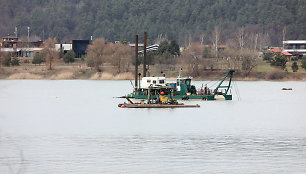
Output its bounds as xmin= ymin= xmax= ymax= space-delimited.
xmin=118 ymin=103 xmax=200 ymax=108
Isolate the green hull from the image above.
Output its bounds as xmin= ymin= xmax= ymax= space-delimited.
xmin=129 ymin=94 xmax=232 ymax=100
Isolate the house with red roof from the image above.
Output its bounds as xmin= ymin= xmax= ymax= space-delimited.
xmin=269 ymin=47 xmax=293 ymax=61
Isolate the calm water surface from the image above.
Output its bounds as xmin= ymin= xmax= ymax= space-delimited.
xmin=0 ymin=80 xmax=306 ymax=173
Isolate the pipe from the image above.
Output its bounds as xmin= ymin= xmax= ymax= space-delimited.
xmin=135 ymin=35 xmax=138 ymax=91
xmin=143 ymin=32 xmax=147 ymax=77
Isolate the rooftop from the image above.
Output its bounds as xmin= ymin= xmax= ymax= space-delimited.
xmin=283 ymin=40 xmax=306 ymax=44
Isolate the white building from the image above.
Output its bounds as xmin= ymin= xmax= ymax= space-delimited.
xmin=283 ymin=40 xmax=306 ymax=57
xmin=55 ymin=44 xmax=72 ymax=53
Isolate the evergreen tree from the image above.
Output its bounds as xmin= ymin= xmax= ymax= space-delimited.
xmin=169 ymin=40 xmax=180 ymax=56
xmin=0 ymin=0 xmax=304 ymax=45
xmin=291 ymin=61 xmax=298 ymax=72
xmin=11 ymin=57 xmax=20 ymax=66
xmin=63 ymin=50 xmax=76 ymax=63
xmin=263 ymin=53 xmax=273 ymax=62
xmin=270 ymin=53 xmax=287 ymax=70
xmin=301 ymin=56 xmax=306 ymax=70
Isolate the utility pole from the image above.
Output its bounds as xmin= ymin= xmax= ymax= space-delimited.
xmin=143 ymin=32 xmax=147 ymax=77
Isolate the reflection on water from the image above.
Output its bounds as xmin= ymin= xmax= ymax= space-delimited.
xmin=0 ymin=80 xmax=306 ymax=173
xmin=1 ymin=135 xmax=306 ymax=173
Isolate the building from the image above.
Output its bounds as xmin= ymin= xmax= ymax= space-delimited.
xmin=267 ymin=47 xmax=293 ymax=61
xmin=72 ymin=40 xmax=90 ymax=58
xmin=0 ymin=36 xmax=43 ymax=57
xmin=283 ymin=40 xmax=306 ymax=58
xmin=55 ymin=44 xmax=72 ymax=53
xmin=137 ymin=44 xmax=159 ymax=54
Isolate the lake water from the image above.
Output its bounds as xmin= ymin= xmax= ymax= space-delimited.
xmin=0 ymin=80 xmax=306 ymax=173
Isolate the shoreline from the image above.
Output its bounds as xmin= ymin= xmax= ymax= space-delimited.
xmin=1 ymin=72 xmax=305 ymax=81
xmin=1 ymin=62 xmax=306 ymax=81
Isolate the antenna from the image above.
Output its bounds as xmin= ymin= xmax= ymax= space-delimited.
xmin=43 ymin=28 xmax=45 ymax=41
xmin=178 ymin=67 xmax=183 ymax=78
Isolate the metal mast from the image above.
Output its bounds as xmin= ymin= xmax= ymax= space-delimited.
xmin=135 ymin=35 xmax=139 ymax=91
xmin=143 ymin=32 xmax=147 ymax=77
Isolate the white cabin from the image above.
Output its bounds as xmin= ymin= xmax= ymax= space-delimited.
xmin=140 ymin=77 xmax=166 ymax=89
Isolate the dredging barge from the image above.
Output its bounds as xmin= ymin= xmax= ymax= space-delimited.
xmin=126 ymin=69 xmax=235 ymax=101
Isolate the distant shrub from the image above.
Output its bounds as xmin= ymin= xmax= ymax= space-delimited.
xmin=270 ymin=53 xmax=287 ymax=70
xmin=291 ymin=72 xmax=302 ymax=80
xmin=254 ymin=72 xmax=266 ymax=79
xmin=202 ymin=47 xmax=213 ymax=58
xmin=291 ymin=56 xmax=298 ymax=61
xmin=267 ymin=71 xmax=285 ymax=80
xmin=291 ymin=61 xmax=298 ymax=72
xmin=63 ymin=50 xmax=76 ymax=63
xmin=86 ymin=58 xmax=95 ymax=67
xmin=301 ymin=56 xmax=306 ymax=70
xmin=11 ymin=57 xmax=20 ymax=66
xmin=32 ymin=54 xmax=44 ymax=65
xmin=2 ymin=54 xmax=11 ymax=66
xmin=23 ymin=59 xmax=30 ymax=64
xmin=263 ymin=53 xmax=273 ymax=61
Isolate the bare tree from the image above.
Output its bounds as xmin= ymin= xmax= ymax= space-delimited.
xmin=41 ymin=38 xmax=58 ymax=70
xmin=240 ymin=50 xmax=258 ymax=76
xmin=258 ymin=33 xmax=271 ymax=50
xmin=155 ymin=34 xmax=167 ymax=44
xmin=200 ymin=33 xmax=205 ymax=45
xmin=237 ymin=27 xmax=246 ymax=50
xmin=179 ymin=43 xmax=205 ymax=76
xmin=254 ymin=33 xmax=259 ymax=50
xmin=211 ymin=26 xmax=221 ymax=58
xmin=246 ymin=32 xmax=259 ymax=50
xmin=188 ymin=33 xmax=192 ymax=46
xmin=282 ymin=26 xmax=287 ymax=42
xmin=110 ymin=43 xmax=133 ymax=73
xmin=85 ymin=38 xmax=110 ymax=72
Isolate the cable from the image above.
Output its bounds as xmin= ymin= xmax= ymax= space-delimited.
xmin=233 ymin=81 xmax=241 ymax=101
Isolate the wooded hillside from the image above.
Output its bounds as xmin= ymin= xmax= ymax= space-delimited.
xmin=0 ymin=0 xmax=305 ymax=46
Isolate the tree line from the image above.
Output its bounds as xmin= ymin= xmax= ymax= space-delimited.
xmin=0 ymin=0 xmax=305 ymax=46
xmin=2 ymin=37 xmax=306 ymax=77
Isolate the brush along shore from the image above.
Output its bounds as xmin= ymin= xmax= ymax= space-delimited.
xmin=1 ymin=59 xmax=306 ymax=81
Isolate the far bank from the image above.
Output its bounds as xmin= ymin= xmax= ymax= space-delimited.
xmin=1 ymin=60 xmax=306 ymax=81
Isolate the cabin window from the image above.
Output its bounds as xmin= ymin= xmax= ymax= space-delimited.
xmin=179 ymin=79 xmax=185 ymax=84
xmin=159 ymin=80 xmax=164 ymax=84
xmin=153 ymin=80 xmax=156 ymax=84
xmin=186 ymin=80 xmax=191 ymax=86
xmin=147 ymin=80 xmax=151 ymax=83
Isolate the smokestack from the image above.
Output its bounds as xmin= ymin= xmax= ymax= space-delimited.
xmin=135 ymin=35 xmax=139 ymax=90
xmin=143 ymin=32 xmax=147 ymax=77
